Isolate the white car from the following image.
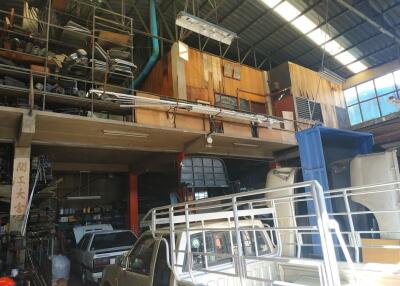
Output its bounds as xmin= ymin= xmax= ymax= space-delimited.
xmin=73 ymin=229 xmax=137 ymax=284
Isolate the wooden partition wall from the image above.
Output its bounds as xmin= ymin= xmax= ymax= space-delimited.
xmin=269 ymin=62 xmax=347 ymax=128
xmin=141 ymin=42 xmax=270 ymax=114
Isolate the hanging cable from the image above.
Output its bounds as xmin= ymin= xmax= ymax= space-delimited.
xmin=310 ymin=0 xmax=330 ymax=123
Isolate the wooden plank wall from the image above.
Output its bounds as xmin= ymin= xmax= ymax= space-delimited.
xmin=141 ymin=43 xmax=268 ymax=113
xmin=288 ymin=62 xmax=345 ymax=128
xmin=183 ymin=48 xmax=268 ymax=106
xmin=140 ymin=53 xmax=174 ymax=97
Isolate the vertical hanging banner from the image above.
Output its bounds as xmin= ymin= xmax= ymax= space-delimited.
xmin=10 ymin=148 xmax=31 ymax=232
xmin=10 ymin=158 xmax=30 ymax=216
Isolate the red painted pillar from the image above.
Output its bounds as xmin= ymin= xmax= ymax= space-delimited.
xmin=129 ymin=173 xmax=139 ymax=236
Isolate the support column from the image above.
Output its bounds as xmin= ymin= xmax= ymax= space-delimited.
xmin=9 ymin=147 xmax=31 ymax=233
xmin=9 ymin=113 xmax=35 ymax=233
xmin=129 ymin=173 xmax=139 ymax=236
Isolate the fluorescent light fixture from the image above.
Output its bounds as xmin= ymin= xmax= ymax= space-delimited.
xmin=233 ymin=142 xmax=259 ymax=148
xmin=307 ymin=28 xmax=330 ymax=45
xmin=260 ymin=0 xmax=281 ymax=8
xmin=66 ymin=196 xmax=102 ymax=200
xmin=274 ymin=1 xmax=300 ymax=21
xmin=103 ymin=130 xmax=149 ymax=138
xmin=319 ymin=67 xmax=345 ymax=84
xmin=324 ymin=40 xmax=344 ymax=56
xmin=347 ymin=61 xmax=367 ymax=73
xmin=292 ymin=16 xmax=317 ymax=34
xmin=176 ymin=11 xmax=237 ymax=45
xmin=335 ymin=51 xmax=356 ymax=65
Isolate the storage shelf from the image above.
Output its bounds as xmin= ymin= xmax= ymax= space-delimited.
xmin=0 ymin=84 xmax=130 ymax=115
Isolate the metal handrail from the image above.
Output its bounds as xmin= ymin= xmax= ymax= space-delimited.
xmin=144 ymin=181 xmax=400 ymax=284
xmin=142 ymin=180 xmax=344 ymax=286
xmin=144 ymin=180 xmax=400 ymax=285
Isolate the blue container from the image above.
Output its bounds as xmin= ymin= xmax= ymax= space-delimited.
xmin=296 ymin=125 xmax=374 ymax=257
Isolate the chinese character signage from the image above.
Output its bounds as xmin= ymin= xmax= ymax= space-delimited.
xmin=10 ymin=159 xmax=30 ymax=216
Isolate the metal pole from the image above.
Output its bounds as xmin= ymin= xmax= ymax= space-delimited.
xmin=43 ymin=0 xmax=52 ymax=111
xmin=271 ymin=200 xmax=282 ymax=256
xmin=184 ymin=204 xmax=196 ymax=283
xmin=343 ymin=190 xmax=359 ymax=263
xmin=169 ymin=206 xmax=177 ymax=275
xmin=232 ymin=196 xmax=245 ymax=283
xmin=312 ymin=181 xmax=341 ymax=286
xmin=91 ymin=6 xmax=96 ymax=117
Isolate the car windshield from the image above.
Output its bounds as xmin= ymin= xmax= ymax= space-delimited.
xmin=90 ymin=231 xmax=136 ymax=251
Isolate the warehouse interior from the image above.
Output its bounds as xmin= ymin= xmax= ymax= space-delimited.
xmin=0 ymin=0 xmax=400 ymax=285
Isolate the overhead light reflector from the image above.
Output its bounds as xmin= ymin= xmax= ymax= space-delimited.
xmin=233 ymin=142 xmax=259 ymax=148
xmin=103 ymin=130 xmax=149 ymax=138
xmin=319 ymin=67 xmax=345 ymax=84
xmin=176 ymin=11 xmax=237 ymax=45
xmin=274 ymin=1 xmax=301 ymax=22
xmin=66 ymin=196 xmax=102 ymax=200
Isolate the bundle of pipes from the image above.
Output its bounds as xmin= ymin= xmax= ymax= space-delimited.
xmin=89 ymin=89 xmax=282 ymax=127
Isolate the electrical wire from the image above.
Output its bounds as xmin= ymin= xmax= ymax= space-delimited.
xmin=310 ymin=0 xmax=330 ymax=123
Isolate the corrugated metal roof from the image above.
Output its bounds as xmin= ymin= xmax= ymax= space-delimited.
xmin=131 ymin=0 xmax=399 ymax=78
xmin=9 ymin=0 xmax=399 ymax=78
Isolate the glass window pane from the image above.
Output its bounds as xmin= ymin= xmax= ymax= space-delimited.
xmin=128 ymin=236 xmax=155 ymax=275
xmin=356 ymin=81 xmax=376 ymax=101
xmin=91 ymin=231 xmax=136 ymax=251
xmin=374 ymin=74 xmax=395 ymax=95
xmin=344 ymin=87 xmax=358 ymax=106
xmin=378 ymin=93 xmax=400 ymax=116
xmin=393 ymin=70 xmax=400 ymax=88
xmin=189 ymin=231 xmax=232 ymax=271
xmin=347 ymin=105 xmax=362 ymax=125
xmin=239 ymin=99 xmax=250 ymax=112
xmin=360 ymin=99 xmax=380 ymax=121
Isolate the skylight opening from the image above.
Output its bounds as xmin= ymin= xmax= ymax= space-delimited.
xmin=324 ymin=40 xmax=344 ymax=56
xmin=335 ymin=51 xmax=356 ymax=65
xmin=260 ymin=0 xmax=282 ymax=8
xmin=347 ymin=61 xmax=367 ymax=73
xmin=292 ymin=15 xmax=317 ymax=34
xmin=274 ymin=1 xmax=301 ymax=22
xmin=307 ymin=28 xmax=331 ymax=45
xmin=259 ymin=0 xmax=369 ymax=74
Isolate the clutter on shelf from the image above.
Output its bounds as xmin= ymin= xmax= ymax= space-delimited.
xmin=0 ymin=0 xmax=136 ymax=119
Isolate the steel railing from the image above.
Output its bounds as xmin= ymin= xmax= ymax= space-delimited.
xmin=142 ymin=180 xmax=347 ymax=286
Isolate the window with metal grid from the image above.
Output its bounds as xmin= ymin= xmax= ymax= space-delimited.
xmin=344 ymin=70 xmax=400 ymax=126
xmin=180 ymin=157 xmax=229 ymax=188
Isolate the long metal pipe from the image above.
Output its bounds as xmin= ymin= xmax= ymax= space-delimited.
xmin=335 ymin=0 xmax=400 ymax=44
xmin=90 ymin=89 xmax=284 ymax=126
xmin=128 ymin=0 xmax=160 ymax=91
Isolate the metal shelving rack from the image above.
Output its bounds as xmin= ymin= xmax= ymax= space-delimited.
xmin=0 ymin=0 xmax=136 ymax=118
